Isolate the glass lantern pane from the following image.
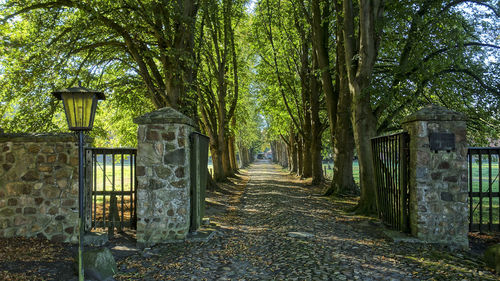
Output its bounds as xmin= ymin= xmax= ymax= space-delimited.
xmin=82 ymin=94 xmax=94 ymax=128
xmin=61 ymin=93 xmax=77 ymax=128
xmin=61 ymin=92 xmax=96 ymax=130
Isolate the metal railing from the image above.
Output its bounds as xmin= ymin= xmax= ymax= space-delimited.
xmin=85 ymin=148 xmax=137 ymax=232
xmin=468 ymin=147 xmax=500 ymax=232
xmin=371 ymin=132 xmax=410 ymax=232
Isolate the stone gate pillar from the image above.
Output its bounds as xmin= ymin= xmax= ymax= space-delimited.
xmin=133 ymin=107 xmax=195 ymax=246
xmin=402 ymin=105 xmax=468 ymax=249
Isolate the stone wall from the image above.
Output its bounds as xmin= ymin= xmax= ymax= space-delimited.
xmin=0 ymin=133 xmax=80 ymax=243
xmin=402 ymin=105 xmax=468 ymax=249
xmin=134 ymin=107 xmax=195 ymax=246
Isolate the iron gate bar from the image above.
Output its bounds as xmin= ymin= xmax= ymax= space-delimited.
xmin=86 ymin=147 xmax=137 ymax=231
xmin=470 ymin=192 xmax=500 ymax=197
xmin=393 ymin=136 xmax=397 ymax=227
xmin=479 ymin=150 xmax=483 ymax=232
xmin=112 ymin=153 xmax=115 ymax=231
xmin=372 ymin=139 xmax=382 ymax=220
xmin=389 ymin=136 xmax=392 ymax=225
xmin=468 ymin=147 xmax=500 ymax=232
xmin=489 ymin=151 xmax=492 ymax=231
xmin=89 ymin=147 xmax=137 ymax=154
xmin=387 ymin=137 xmax=390 ymax=224
xmin=393 ymin=137 xmax=397 ymax=227
xmin=132 ymin=153 xmax=135 ymax=226
xmin=469 ymin=152 xmax=473 ymax=231
xmin=121 ymin=154 xmax=124 ymax=227
xmin=93 ymin=151 xmax=97 ymax=229
xmin=103 ymin=152 xmax=106 ymax=228
xmin=390 ymin=136 xmax=394 ymax=226
xmin=92 ymin=191 xmax=134 ymax=195
xmin=401 ymin=134 xmax=409 ymax=233
xmin=386 ymin=137 xmax=390 ymax=224
xmin=371 ymin=132 xmax=409 ymax=233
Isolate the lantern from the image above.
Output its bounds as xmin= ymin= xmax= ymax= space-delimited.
xmin=52 ymin=86 xmax=105 ymax=131
xmin=52 ymin=83 xmax=104 ymax=281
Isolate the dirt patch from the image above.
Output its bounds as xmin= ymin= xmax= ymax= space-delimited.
xmin=469 ymin=232 xmax=500 ymax=256
xmin=0 ymin=237 xmax=76 ymax=280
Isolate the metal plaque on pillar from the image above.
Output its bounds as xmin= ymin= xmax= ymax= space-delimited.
xmin=429 ymin=132 xmax=455 ymax=152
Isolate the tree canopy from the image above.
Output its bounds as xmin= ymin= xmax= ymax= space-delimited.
xmin=0 ymin=0 xmax=498 ymax=212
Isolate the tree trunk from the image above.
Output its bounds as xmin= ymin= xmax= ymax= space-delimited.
xmin=278 ymin=141 xmax=285 ymax=167
xmin=210 ymin=142 xmax=225 ymax=182
xmin=206 ymin=173 xmax=218 ymax=191
xmin=244 ymin=147 xmax=250 ymax=166
xmin=296 ymin=137 xmax=303 ymax=177
xmin=285 ymin=141 xmax=292 ymax=170
xmin=324 ymin=0 xmax=357 ymax=195
xmin=302 ymin=133 xmax=312 ymax=178
xmin=220 ymin=135 xmax=232 ymax=178
xmin=299 ymin=35 xmax=313 ymax=179
xmin=271 ymin=141 xmax=278 ymax=162
xmin=352 ymin=90 xmax=378 ymax=212
xmin=290 ymin=133 xmax=298 ymax=173
xmin=282 ymin=142 xmax=289 ymax=167
xmin=280 ymin=142 xmax=286 ymax=167
xmin=238 ymin=144 xmax=246 ymax=168
xmin=310 ymin=56 xmax=323 ymax=185
xmin=328 ymin=93 xmax=357 ymax=195
xmin=275 ymin=142 xmax=281 ymax=164
xmin=278 ymin=142 xmax=284 ymax=167
xmin=248 ymin=148 xmax=253 ymax=163
xmin=342 ymin=0 xmax=383 ymax=214
xmin=228 ymin=137 xmax=237 ymax=172
xmin=287 ymin=145 xmax=292 ymax=171
xmin=228 ymin=117 xmax=238 ymax=172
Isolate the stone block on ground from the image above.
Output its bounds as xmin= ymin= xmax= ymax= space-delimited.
xmin=83 ymin=232 xmax=108 ymax=247
xmin=187 ymin=228 xmax=215 ymax=242
xmin=484 ymin=244 xmax=500 ymax=272
xmin=287 ymin=231 xmax=314 ymax=239
xmin=81 ymin=247 xmax=118 ymax=281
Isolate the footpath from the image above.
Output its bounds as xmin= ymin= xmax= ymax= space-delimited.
xmin=115 ymin=160 xmax=497 ymax=280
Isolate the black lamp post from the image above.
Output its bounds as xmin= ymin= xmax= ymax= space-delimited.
xmin=52 ymin=84 xmax=105 ymax=281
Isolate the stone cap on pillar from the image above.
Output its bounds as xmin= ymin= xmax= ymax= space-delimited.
xmin=133 ymin=107 xmax=196 ymax=127
xmin=403 ymin=104 xmax=467 ymax=123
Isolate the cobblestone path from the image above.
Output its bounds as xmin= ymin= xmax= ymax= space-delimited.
xmin=117 ymin=160 xmax=498 ymax=280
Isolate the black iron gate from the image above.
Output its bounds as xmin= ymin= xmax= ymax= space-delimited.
xmin=371 ymin=132 xmax=410 ymax=232
xmin=85 ymin=148 xmax=137 ymax=231
xmin=468 ymin=147 xmax=500 ymax=232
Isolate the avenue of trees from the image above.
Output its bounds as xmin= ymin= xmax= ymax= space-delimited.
xmin=0 ymin=0 xmax=498 ymax=214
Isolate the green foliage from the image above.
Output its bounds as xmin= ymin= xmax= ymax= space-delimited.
xmin=251 ymin=0 xmax=308 ymax=140
xmin=373 ymin=1 xmax=500 ymax=144
xmin=0 ymin=0 xmax=498 ymax=149
xmin=0 ymin=0 xmax=180 ymax=146
xmin=232 ymin=6 xmax=265 ymax=152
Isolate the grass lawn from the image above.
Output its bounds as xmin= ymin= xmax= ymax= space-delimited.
xmin=90 ymin=162 xmax=135 ymax=224
xmin=208 ymin=164 xmax=213 ymax=176
xmin=322 ymin=160 xmax=360 ymax=184
xmin=469 ymin=160 xmax=499 ymax=227
xmin=93 ymin=162 xmax=134 ymax=192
